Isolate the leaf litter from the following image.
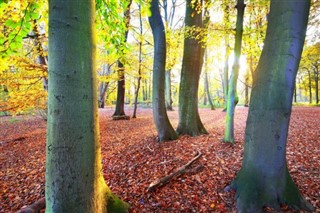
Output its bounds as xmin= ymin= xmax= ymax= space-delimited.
xmin=0 ymin=107 xmax=319 ymax=212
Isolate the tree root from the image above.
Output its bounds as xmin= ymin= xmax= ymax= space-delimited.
xmin=112 ymin=115 xmax=130 ymax=120
xmin=147 ymin=151 xmax=202 ymax=192
xmin=17 ymin=197 xmax=45 ymax=213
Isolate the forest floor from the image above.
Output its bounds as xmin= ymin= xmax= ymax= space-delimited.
xmin=0 ymin=106 xmax=319 ymax=213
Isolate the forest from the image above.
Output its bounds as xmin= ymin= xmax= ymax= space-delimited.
xmin=0 ymin=0 xmax=319 ymax=212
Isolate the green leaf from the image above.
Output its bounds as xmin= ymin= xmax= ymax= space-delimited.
xmin=5 ymin=20 xmax=16 ymax=27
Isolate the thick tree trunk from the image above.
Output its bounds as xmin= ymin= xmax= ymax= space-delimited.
xmin=46 ymin=1 xmax=128 ymax=212
xmin=176 ymin=0 xmax=207 ymax=136
xmin=223 ymin=0 xmax=245 ymax=143
xmin=228 ymin=1 xmax=313 ymax=212
xmin=148 ymin=0 xmax=178 ymax=142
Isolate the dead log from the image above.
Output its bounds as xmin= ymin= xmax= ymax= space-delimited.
xmin=17 ymin=197 xmax=45 ymax=213
xmin=147 ymin=151 xmax=202 ymax=192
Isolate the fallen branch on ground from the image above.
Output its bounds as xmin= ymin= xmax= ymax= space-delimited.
xmin=17 ymin=197 xmax=45 ymax=213
xmin=147 ymin=151 xmax=202 ymax=192
xmin=0 ymin=136 xmax=26 ymax=145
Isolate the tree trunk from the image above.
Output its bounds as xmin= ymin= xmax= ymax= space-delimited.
xmin=244 ymin=73 xmax=249 ymax=107
xmin=46 ymin=1 xmax=128 ymax=212
xmin=98 ymin=64 xmax=111 ymax=108
xmin=176 ymin=0 xmax=207 ymax=136
xmin=228 ymin=1 xmax=313 ymax=212
xmin=314 ymin=68 xmax=319 ymax=104
xmin=98 ymin=81 xmax=109 ymax=108
xmin=113 ymin=0 xmax=132 ymax=119
xmin=204 ymin=51 xmax=214 ymax=110
xmin=223 ymin=0 xmax=245 ymax=143
xmin=148 ymin=0 xmax=178 ymax=142
xmin=33 ymin=20 xmax=48 ymax=91
xmin=113 ymin=61 xmax=128 ymax=118
xmin=308 ymin=69 xmax=312 ymax=103
xmin=223 ymin=0 xmax=230 ymax=111
xmin=133 ymin=5 xmax=143 ymax=118
xmin=165 ymin=70 xmax=173 ymax=111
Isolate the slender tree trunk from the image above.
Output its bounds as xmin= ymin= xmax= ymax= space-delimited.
xmin=165 ymin=70 xmax=173 ymax=110
xmin=204 ymin=51 xmax=214 ymax=110
xmin=133 ymin=4 xmax=143 ymax=118
xmin=223 ymin=0 xmax=245 ymax=143
xmin=98 ymin=81 xmax=109 ymax=108
xmin=314 ymin=68 xmax=319 ymax=104
xmin=294 ymin=84 xmax=297 ymax=103
xmin=33 ymin=21 xmax=48 ymax=91
xmin=46 ymin=1 xmax=128 ymax=212
xmin=98 ymin=64 xmax=111 ymax=108
xmin=113 ymin=0 xmax=132 ymax=119
xmin=223 ymin=0 xmax=230 ymax=111
xmin=148 ymin=0 xmax=178 ymax=142
xmin=176 ymin=0 xmax=207 ymax=136
xmin=228 ymin=1 xmax=313 ymax=212
xmin=308 ymin=69 xmax=312 ymax=103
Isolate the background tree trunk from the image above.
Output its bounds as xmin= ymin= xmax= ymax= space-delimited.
xmin=308 ymin=69 xmax=312 ymax=103
xmin=228 ymin=1 xmax=313 ymax=212
xmin=133 ymin=4 xmax=143 ymax=118
xmin=46 ymin=1 xmax=128 ymax=212
xmin=176 ymin=0 xmax=207 ymax=136
xmin=222 ymin=0 xmax=230 ymax=111
xmin=113 ymin=0 xmax=132 ymax=119
xmin=148 ymin=0 xmax=178 ymax=142
xmin=204 ymin=50 xmax=214 ymax=110
xmin=223 ymin=0 xmax=245 ymax=143
xmin=165 ymin=70 xmax=173 ymax=110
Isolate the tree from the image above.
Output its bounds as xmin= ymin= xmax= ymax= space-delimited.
xmin=300 ymin=42 xmax=320 ymax=104
xmin=222 ymin=0 xmax=231 ymax=111
xmin=203 ymin=50 xmax=215 ymax=110
xmin=148 ymin=0 xmax=178 ymax=142
xmin=132 ymin=3 xmax=144 ymax=118
xmin=226 ymin=1 xmax=314 ymax=212
xmin=112 ymin=0 xmax=132 ymax=120
xmin=176 ymin=0 xmax=208 ymax=136
xmin=46 ymin=0 xmax=128 ymax=212
xmin=223 ymin=0 xmax=245 ymax=143
xmin=161 ymin=0 xmax=183 ymax=111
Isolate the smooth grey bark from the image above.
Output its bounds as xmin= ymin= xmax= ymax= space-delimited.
xmin=165 ymin=70 xmax=173 ymax=110
xmin=148 ymin=0 xmax=178 ymax=142
xmin=228 ymin=1 xmax=314 ymax=212
xmin=46 ymin=1 xmax=128 ymax=212
xmin=176 ymin=0 xmax=207 ymax=136
xmin=223 ymin=0 xmax=245 ymax=143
